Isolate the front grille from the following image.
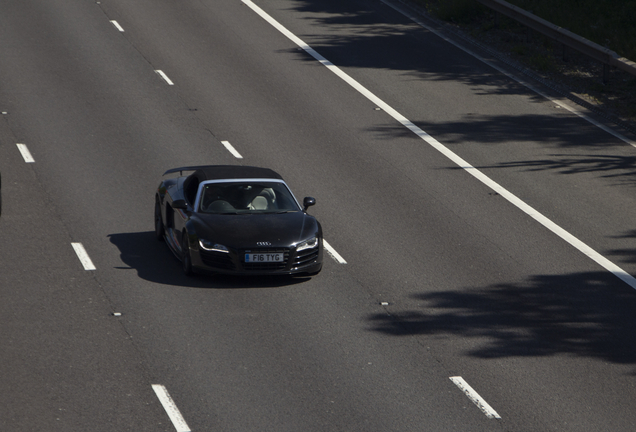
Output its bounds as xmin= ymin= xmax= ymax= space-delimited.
xmin=241 ymin=248 xmax=289 ymax=271
xmin=200 ymin=250 xmax=236 ymax=270
xmin=293 ymin=247 xmax=319 ymax=268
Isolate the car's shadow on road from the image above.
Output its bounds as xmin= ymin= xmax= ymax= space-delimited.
xmin=107 ymin=231 xmax=309 ymax=289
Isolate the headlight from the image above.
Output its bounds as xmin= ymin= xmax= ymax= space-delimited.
xmin=296 ymin=236 xmax=318 ymax=252
xmin=199 ymin=239 xmax=229 ymax=253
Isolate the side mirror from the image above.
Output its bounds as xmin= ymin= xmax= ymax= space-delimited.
xmin=303 ymin=197 xmax=316 ymax=212
xmin=172 ymin=199 xmax=187 ymax=210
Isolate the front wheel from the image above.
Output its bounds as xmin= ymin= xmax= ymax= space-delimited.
xmin=181 ymin=232 xmax=194 ymax=276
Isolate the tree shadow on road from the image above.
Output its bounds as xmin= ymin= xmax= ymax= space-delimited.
xmin=279 ymin=0 xmax=541 ymax=99
xmin=481 ymin=154 xmax=636 ymax=186
xmin=280 ymin=1 xmax=633 ymax=154
xmin=368 ymin=271 xmax=636 ymax=368
xmin=369 ymin=114 xmax=625 ymax=148
xmin=609 ymin=230 xmax=636 ymax=264
xmin=368 ymin=114 xmax=636 ymax=184
xmin=107 ymin=231 xmax=309 ymax=289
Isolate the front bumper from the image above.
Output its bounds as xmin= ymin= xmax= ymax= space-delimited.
xmin=190 ymin=243 xmax=323 ymax=276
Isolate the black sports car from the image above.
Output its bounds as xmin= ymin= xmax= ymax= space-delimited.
xmin=155 ymin=165 xmax=323 ymax=276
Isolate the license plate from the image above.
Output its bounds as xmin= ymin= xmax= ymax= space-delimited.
xmin=244 ymin=253 xmax=284 ymax=263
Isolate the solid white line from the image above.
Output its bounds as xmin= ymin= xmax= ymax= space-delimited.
xmin=16 ymin=143 xmax=35 ymax=163
xmin=221 ymin=140 xmax=243 ymax=159
xmin=152 ymin=384 xmax=191 ymax=432
xmin=450 ymin=376 xmax=501 ymax=419
xmin=324 ymin=239 xmax=347 ymax=264
xmin=379 ymin=0 xmax=635 ymax=148
xmin=155 ymin=70 xmax=174 ymax=86
xmin=71 ymin=242 xmax=96 ymax=271
xmin=242 ymin=0 xmax=636 ymax=290
xmin=110 ymin=20 xmax=124 ymax=32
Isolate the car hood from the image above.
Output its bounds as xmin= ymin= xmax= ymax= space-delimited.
xmin=191 ymin=211 xmax=318 ymax=248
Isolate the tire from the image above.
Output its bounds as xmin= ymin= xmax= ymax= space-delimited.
xmin=154 ymin=198 xmax=165 ymax=241
xmin=181 ymin=232 xmax=194 ymax=276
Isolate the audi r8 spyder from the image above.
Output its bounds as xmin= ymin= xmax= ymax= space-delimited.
xmin=155 ymin=165 xmax=323 ymax=277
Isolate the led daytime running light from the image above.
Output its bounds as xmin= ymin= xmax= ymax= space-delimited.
xmin=199 ymin=240 xmax=229 ymax=253
xmin=296 ymin=237 xmax=318 ymax=252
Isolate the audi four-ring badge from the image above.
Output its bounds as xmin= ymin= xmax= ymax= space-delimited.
xmin=155 ymin=165 xmax=323 ymax=277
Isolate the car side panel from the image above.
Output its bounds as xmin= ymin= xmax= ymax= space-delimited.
xmin=157 ymin=176 xmax=190 ymax=257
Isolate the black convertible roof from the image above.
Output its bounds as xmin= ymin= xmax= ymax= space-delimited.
xmin=163 ymin=165 xmax=284 ymax=182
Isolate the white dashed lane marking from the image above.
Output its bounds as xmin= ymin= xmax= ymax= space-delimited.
xmin=324 ymin=240 xmax=346 ymax=264
xmin=221 ymin=140 xmax=243 ymax=159
xmin=152 ymin=384 xmax=192 ymax=432
xmin=110 ymin=20 xmax=124 ymax=32
xmin=16 ymin=143 xmax=35 ymax=163
xmin=155 ymin=70 xmax=174 ymax=86
xmin=450 ymin=376 xmax=501 ymax=419
xmin=71 ymin=242 xmax=96 ymax=271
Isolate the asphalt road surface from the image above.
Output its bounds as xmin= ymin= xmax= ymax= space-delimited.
xmin=2 ymin=0 xmax=636 ymax=431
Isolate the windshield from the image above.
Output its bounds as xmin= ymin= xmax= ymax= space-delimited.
xmin=198 ymin=181 xmax=301 ymax=214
